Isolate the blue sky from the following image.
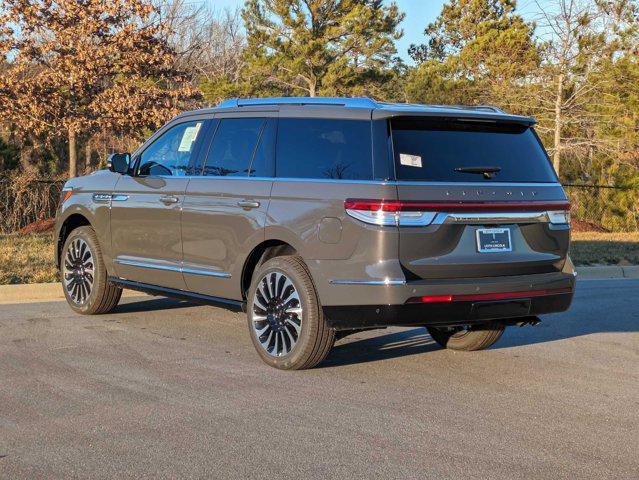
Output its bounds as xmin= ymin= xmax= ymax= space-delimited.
xmin=207 ymin=0 xmax=542 ymax=63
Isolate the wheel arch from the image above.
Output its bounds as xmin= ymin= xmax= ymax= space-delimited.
xmin=240 ymin=240 xmax=298 ymax=300
xmin=56 ymin=213 xmax=92 ymax=268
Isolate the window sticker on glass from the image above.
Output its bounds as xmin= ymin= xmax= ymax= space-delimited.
xmin=178 ymin=123 xmax=201 ymax=152
xmin=400 ymin=153 xmax=422 ymax=168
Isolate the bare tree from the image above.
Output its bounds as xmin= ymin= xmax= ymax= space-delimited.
xmin=154 ymin=1 xmax=246 ymax=103
xmin=532 ymin=0 xmax=635 ymax=174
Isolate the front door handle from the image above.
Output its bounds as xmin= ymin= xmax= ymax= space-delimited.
xmin=237 ymin=200 xmax=260 ymax=209
xmin=159 ymin=195 xmax=179 ymax=205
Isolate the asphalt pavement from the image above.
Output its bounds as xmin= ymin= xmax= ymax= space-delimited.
xmin=1 ymin=279 xmax=638 ymax=479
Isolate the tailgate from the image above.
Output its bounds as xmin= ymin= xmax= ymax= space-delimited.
xmin=396 ymin=184 xmax=570 ymax=279
xmin=390 ymin=116 xmax=570 ymax=280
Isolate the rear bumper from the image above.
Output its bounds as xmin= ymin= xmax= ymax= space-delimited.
xmin=323 ymin=290 xmax=573 ymax=330
xmin=321 ymin=268 xmax=576 ymax=330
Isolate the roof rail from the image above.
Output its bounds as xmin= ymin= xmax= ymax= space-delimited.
xmin=430 ymin=104 xmax=506 ymax=114
xmin=216 ymin=97 xmax=379 ymax=109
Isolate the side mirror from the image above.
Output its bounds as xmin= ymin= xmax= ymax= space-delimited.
xmin=107 ymin=153 xmax=130 ymax=175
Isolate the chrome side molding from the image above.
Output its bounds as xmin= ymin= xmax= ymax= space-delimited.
xmin=114 ymin=259 xmax=231 ymax=278
xmin=181 ymin=267 xmax=232 ymax=278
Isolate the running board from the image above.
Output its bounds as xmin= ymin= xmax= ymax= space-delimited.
xmin=108 ymin=277 xmax=245 ymax=312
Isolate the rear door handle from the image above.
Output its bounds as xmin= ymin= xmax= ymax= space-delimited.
xmin=159 ymin=195 xmax=179 ymax=205
xmin=237 ymin=200 xmax=260 ymax=209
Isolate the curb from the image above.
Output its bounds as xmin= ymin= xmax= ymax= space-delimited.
xmin=576 ymin=266 xmax=639 ymax=280
xmin=0 ymin=282 xmax=145 ymax=305
xmin=1 ymin=266 xmax=637 ymax=304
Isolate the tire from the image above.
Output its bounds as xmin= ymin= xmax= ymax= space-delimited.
xmin=246 ymin=255 xmax=334 ymax=370
xmin=426 ymin=321 xmax=505 ymax=351
xmin=61 ymin=226 xmax=122 ymax=315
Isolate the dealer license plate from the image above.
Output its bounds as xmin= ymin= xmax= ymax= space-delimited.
xmin=476 ymin=228 xmax=512 ymax=253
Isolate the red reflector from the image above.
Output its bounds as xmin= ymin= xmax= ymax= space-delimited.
xmin=406 ymin=287 xmax=573 ymax=304
xmin=415 ymin=295 xmax=453 ymax=303
xmin=345 ymin=199 xmax=571 ymax=213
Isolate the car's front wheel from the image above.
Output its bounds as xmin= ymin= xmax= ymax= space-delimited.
xmin=61 ymin=226 xmax=122 ymax=315
xmin=247 ymin=255 xmax=334 ymax=370
xmin=426 ymin=322 xmax=505 ymax=351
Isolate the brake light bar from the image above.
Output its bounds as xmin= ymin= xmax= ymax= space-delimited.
xmin=344 ymin=199 xmax=571 ymax=226
xmin=344 ymin=199 xmax=570 ymax=212
xmin=406 ymin=287 xmax=573 ymax=304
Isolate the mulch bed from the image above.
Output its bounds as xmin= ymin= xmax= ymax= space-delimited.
xmin=16 ymin=218 xmax=56 ymax=234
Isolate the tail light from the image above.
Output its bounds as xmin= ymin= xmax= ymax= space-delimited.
xmin=343 ymin=199 xmax=437 ymax=226
xmin=344 ymin=199 xmax=571 ymax=226
xmin=547 ymin=210 xmax=571 ymax=225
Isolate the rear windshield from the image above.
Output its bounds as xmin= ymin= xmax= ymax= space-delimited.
xmin=391 ymin=117 xmax=557 ymax=183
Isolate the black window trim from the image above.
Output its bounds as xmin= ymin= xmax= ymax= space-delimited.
xmin=132 ymin=117 xmax=211 ymax=178
xmin=247 ymin=118 xmax=276 ymax=178
xmin=199 ymin=117 xmax=269 ymax=178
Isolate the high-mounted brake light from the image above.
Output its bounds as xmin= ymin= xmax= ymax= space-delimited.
xmin=344 ymin=199 xmax=571 ymax=226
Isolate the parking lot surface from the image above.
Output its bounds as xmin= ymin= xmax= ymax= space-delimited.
xmin=1 ymin=279 xmax=638 ymax=479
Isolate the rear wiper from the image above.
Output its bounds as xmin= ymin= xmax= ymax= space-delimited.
xmin=454 ymin=166 xmax=501 ymax=179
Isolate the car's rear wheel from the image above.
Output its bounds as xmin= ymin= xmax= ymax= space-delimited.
xmin=247 ymin=255 xmax=334 ymax=370
xmin=426 ymin=322 xmax=505 ymax=351
xmin=61 ymin=226 xmax=122 ymax=315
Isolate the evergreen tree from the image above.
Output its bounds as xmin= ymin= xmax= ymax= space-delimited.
xmin=406 ymin=0 xmax=539 ymax=108
xmin=241 ymin=0 xmax=404 ymax=97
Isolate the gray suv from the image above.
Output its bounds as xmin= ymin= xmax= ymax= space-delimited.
xmin=55 ymin=97 xmax=575 ymax=369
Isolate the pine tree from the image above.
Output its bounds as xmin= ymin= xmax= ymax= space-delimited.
xmin=406 ymin=0 xmax=539 ymax=108
xmin=242 ymin=0 xmax=404 ymax=97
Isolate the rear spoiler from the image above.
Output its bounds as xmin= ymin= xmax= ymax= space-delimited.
xmin=373 ymin=110 xmax=537 ymax=126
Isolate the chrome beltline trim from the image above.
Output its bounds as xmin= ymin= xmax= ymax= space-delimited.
xmin=329 ymin=279 xmax=406 ymax=285
xmin=132 ymin=175 xmax=562 ymax=188
xmin=114 ymin=259 xmax=231 ymax=278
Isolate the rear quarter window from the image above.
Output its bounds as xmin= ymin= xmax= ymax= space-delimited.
xmin=276 ymin=118 xmax=373 ymax=180
xmin=391 ymin=117 xmax=557 ymax=183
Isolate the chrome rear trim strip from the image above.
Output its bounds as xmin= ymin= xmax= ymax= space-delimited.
xmin=434 ymin=211 xmax=551 ymax=225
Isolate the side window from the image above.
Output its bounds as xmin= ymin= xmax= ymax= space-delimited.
xmin=203 ymin=118 xmax=265 ymax=177
xmin=138 ymin=121 xmax=204 ymax=176
xmin=276 ymin=118 xmax=373 ymax=180
xmin=249 ymin=118 xmax=276 ymax=177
